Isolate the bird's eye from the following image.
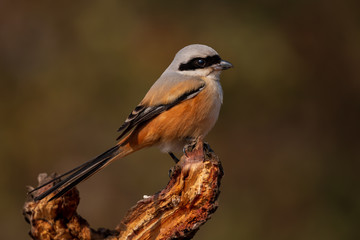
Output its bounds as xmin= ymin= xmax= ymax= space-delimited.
xmin=194 ymin=58 xmax=206 ymax=67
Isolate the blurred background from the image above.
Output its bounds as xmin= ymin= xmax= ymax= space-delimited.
xmin=1 ymin=0 xmax=359 ymax=239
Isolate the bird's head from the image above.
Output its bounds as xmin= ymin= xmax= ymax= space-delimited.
xmin=166 ymin=44 xmax=233 ymax=78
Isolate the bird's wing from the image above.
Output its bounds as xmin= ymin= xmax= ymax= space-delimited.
xmin=117 ymin=74 xmax=205 ymax=140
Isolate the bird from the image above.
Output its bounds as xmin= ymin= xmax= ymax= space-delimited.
xmin=30 ymin=44 xmax=233 ymax=202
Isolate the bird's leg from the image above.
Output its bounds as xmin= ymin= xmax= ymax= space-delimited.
xmin=168 ymin=152 xmax=180 ymax=163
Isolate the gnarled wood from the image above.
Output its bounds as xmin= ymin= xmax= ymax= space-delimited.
xmin=23 ymin=141 xmax=223 ymax=240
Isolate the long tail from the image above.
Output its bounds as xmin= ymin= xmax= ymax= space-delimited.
xmin=30 ymin=145 xmax=123 ymax=202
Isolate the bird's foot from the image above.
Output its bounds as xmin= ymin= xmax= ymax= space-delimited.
xmin=182 ymin=136 xmax=212 ymax=160
xmin=183 ymin=138 xmax=198 ymax=157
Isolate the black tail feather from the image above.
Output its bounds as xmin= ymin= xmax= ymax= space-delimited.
xmin=47 ymin=156 xmax=111 ymax=201
xmin=28 ymin=161 xmax=87 ymax=194
xmin=33 ymin=145 xmax=120 ymax=202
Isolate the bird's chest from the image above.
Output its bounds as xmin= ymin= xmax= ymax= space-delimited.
xmin=196 ymin=80 xmax=223 ymax=128
xmin=155 ymin=80 xmax=223 ymax=153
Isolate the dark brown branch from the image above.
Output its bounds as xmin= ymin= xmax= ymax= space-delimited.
xmin=23 ymin=141 xmax=224 ymax=240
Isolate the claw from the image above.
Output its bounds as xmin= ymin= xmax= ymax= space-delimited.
xmin=203 ymin=142 xmax=213 ymax=156
xmin=183 ymin=148 xmax=188 ymax=158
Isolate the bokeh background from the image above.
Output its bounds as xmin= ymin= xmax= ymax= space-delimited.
xmin=1 ymin=1 xmax=359 ymax=239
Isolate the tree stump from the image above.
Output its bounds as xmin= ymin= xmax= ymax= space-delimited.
xmin=23 ymin=141 xmax=224 ymax=240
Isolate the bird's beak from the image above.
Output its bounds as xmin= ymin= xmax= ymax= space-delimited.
xmin=213 ymin=60 xmax=233 ymax=71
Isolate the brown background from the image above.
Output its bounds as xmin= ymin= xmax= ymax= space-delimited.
xmin=1 ymin=1 xmax=359 ymax=239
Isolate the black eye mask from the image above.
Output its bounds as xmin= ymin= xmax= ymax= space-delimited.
xmin=178 ymin=55 xmax=221 ymax=71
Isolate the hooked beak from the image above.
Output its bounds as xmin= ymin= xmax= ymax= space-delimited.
xmin=213 ymin=60 xmax=233 ymax=71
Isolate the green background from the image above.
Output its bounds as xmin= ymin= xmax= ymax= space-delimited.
xmin=1 ymin=1 xmax=359 ymax=239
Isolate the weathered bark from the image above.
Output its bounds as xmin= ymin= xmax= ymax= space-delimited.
xmin=23 ymin=141 xmax=223 ymax=240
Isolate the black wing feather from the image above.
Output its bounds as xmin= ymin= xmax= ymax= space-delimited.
xmin=116 ymin=84 xmax=205 ymax=140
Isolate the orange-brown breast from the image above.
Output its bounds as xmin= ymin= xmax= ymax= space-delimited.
xmin=122 ymin=80 xmax=222 ymax=153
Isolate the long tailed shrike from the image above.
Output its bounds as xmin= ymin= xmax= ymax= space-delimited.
xmin=31 ymin=44 xmax=233 ymax=201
